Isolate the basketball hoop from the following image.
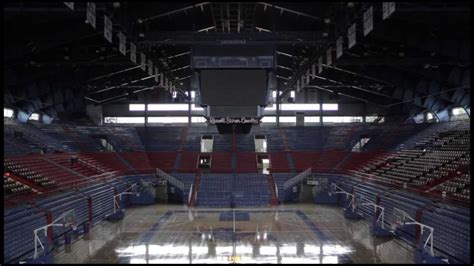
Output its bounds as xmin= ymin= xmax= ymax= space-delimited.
xmin=391 ymin=220 xmax=401 ymax=231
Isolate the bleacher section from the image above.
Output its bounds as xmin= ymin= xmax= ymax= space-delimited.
xmin=233 ymin=174 xmax=271 ymax=207
xmin=272 ymin=173 xmax=294 ymax=202
xmin=104 ymin=126 xmax=145 ymax=151
xmin=236 ymin=152 xmax=257 ymax=172
xmin=285 ymin=127 xmax=325 ymax=150
xmin=323 ymin=124 xmax=360 ymax=150
xmin=3 ymin=119 xmax=470 ymax=264
xmin=3 ymin=174 xmax=136 ymax=264
xmin=147 ymin=152 xmax=177 ymax=172
xmin=171 ymin=173 xmax=196 ymax=203
xmin=119 ymin=152 xmax=152 ymax=171
xmin=177 ymin=152 xmax=198 ymax=173
xmin=136 ymin=127 xmax=182 ymax=151
xmin=268 ymin=152 xmax=291 ymax=172
xmin=197 ymin=174 xmax=233 ymax=208
xmin=210 ymin=152 xmax=233 ymax=173
xmin=4 ymin=205 xmax=48 ymax=263
xmin=213 ymin=134 xmax=232 ymax=151
xmin=357 ymin=128 xmax=470 ymax=203
xmin=327 ymin=174 xmax=470 ymax=264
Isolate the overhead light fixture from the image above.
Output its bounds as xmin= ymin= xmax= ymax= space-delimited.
xmin=347 ymin=2 xmax=354 ymax=7
xmin=139 ymin=33 xmax=145 ymax=38
xmin=322 ymin=32 xmax=328 ymax=37
xmin=324 ymin=18 xmax=331 ymax=24
xmin=137 ymin=18 xmax=143 ymax=24
xmin=113 ymin=2 xmax=120 ymax=8
xmin=424 ymin=64 xmax=430 ymax=69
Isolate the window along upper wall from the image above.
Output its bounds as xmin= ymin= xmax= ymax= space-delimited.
xmin=366 ymin=116 xmax=385 ymax=123
xmin=451 ymin=107 xmax=467 ymax=116
xmin=104 ymin=116 xmax=145 ymax=124
xmin=323 ymin=116 xmax=362 ymax=123
xmin=29 ymin=113 xmax=39 ymax=121
xmin=129 ymin=104 xmax=203 ymax=111
xmin=264 ymin=103 xmax=338 ymax=111
xmin=104 ymin=116 xmax=206 ymax=124
xmin=261 ymin=115 xmax=365 ymax=124
xmin=4 ymin=108 xmax=14 ymax=118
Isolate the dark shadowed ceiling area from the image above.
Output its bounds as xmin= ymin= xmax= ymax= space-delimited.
xmin=4 ymin=2 xmax=470 ymax=120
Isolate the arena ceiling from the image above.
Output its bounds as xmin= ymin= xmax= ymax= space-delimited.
xmin=3 ymin=2 xmax=470 ymax=120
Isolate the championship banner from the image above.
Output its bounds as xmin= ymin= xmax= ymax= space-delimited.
xmin=118 ymin=32 xmax=126 ymax=55
xmin=326 ymin=47 xmax=332 ymax=66
xmin=64 ymin=2 xmax=74 ymax=10
xmin=155 ymin=67 xmax=159 ymax=82
xmin=383 ymin=2 xmax=396 ymax=20
xmin=140 ymin=53 xmax=146 ymax=71
xmin=348 ymin=23 xmax=356 ymax=49
xmin=86 ymin=2 xmax=96 ymax=29
xmin=104 ymin=15 xmax=113 ymax=43
xmin=148 ymin=60 xmax=154 ymax=76
xmin=318 ymin=57 xmax=323 ymax=74
xmin=160 ymin=72 xmax=164 ymax=86
xmin=363 ymin=6 xmax=373 ymax=36
xmin=336 ymin=36 xmax=343 ymax=58
xmin=130 ymin=42 xmax=137 ymax=63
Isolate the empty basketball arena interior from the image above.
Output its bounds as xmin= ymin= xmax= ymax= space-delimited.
xmin=3 ymin=2 xmax=471 ymax=264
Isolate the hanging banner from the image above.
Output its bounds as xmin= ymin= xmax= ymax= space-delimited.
xmin=165 ymin=78 xmax=169 ymax=91
xmin=326 ymin=47 xmax=332 ymax=66
xmin=64 ymin=2 xmax=74 ymax=10
xmin=383 ymin=2 xmax=396 ymax=20
xmin=296 ymin=80 xmax=301 ymax=92
xmin=318 ymin=57 xmax=323 ymax=74
xmin=301 ymin=75 xmax=305 ymax=87
xmin=336 ymin=36 xmax=343 ymax=58
xmin=140 ymin=53 xmax=146 ymax=71
xmin=306 ymin=69 xmax=310 ymax=84
xmin=363 ymin=6 xmax=373 ymax=36
xmin=86 ymin=2 xmax=96 ymax=29
xmin=160 ymin=72 xmax=164 ymax=86
xmin=311 ymin=63 xmax=316 ymax=77
xmin=104 ymin=15 xmax=113 ymax=43
xmin=148 ymin=60 xmax=154 ymax=76
xmin=118 ymin=32 xmax=126 ymax=55
xmin=130 ymin=43 xmax=137 ymax=63
xmin=348 ymin=23 xmax=356 ymax=49
xmin=155 ymin=67 xmax=159 ymax=82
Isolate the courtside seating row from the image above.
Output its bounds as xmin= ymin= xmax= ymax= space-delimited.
xmin=3 ymin=176 xmax=136 ymax=264
xmin=326 ymin=175 xmax=470 ymax=264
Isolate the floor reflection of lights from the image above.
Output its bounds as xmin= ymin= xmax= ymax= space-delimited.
xmin=54 ymin=204 xmax=416 ymax=264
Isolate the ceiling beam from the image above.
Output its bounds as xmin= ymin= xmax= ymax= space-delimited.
xmin=139 ymin=3 xmax=211 ymax=23
xmin=257 ymin=2 xmax=322 ymax=21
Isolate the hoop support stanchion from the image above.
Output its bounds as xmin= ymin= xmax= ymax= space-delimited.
xmin=106 ymin=184 xmax=138 ymax=221
xmin=32 ymin=209 xmax=76 ymax=261
xmin=392 ymin=208 xmax=448 ymax=264
xmin=329 ymin=183 xmax=362 ymax=220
